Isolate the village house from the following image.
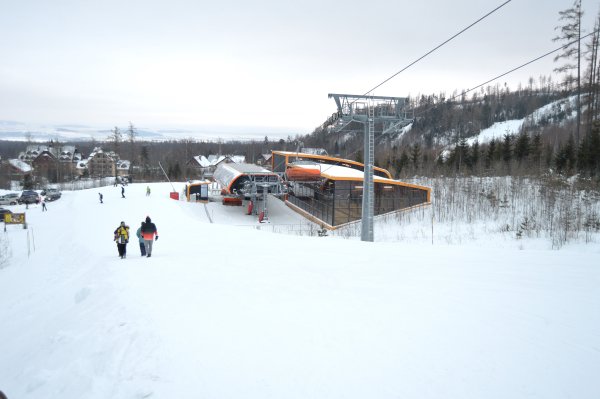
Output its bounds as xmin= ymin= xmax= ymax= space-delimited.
xmin=17 ymin=143 xmax=83 ymax=182
xmin=187 ymin=154 xmax=246 ymax=179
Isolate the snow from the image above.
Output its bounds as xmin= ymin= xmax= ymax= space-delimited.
xmin=0 ymin=182 xmax=599 ymax=399
xmin=467 ymin=119 xmax=524 ymax=146
xmin=466 ymin=96 xmax=578 ymax=147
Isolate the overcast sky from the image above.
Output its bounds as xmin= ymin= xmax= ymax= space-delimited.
xmin=0 ymin=0 xmax=597 ymax=137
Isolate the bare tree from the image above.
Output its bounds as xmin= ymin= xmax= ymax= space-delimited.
xmin=127 ymin=122 xmax=137 ymax=177
xmin=585 ymin=10 xmax=600 ymax=126
xmin=553 ymin=0 xmax=583 ymax=144
xmin=108 ymin=126 xmax=122 ymax=156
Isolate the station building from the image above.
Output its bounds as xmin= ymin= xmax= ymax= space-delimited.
xmin=271 ymin=151 xmax=431 ymax=229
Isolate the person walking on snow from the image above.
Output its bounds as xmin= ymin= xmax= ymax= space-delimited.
xmin=121 ymin=185 xmax=125 ymax=198
xmin=114 ymin=221 xmax=130 ymax=259
xmin=146 ymin=186 xmax=151 ymax=196
xmin=99 ymin=192 xmax=103 ymax=203
xmin=136 ymin=221 xmax=147 ymax=256
xmin=141 ymin=216 xmax=158 ymax=257
xmin=41 ymin=197 xmax=47 ymax=211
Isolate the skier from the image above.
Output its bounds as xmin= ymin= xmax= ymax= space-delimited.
xmin=41 ymin=197 xmax=47 ymax=211
xmin=146 ymin=186 xmax=151 ymax=196
xmin=99 ymin=192 xmax=103 ymax=203
xmin=121 ymin=185 xmax=125 ymax=198
xmin=141 ymin=216 xmax=159 ymax=257
xmin=113 ymin=221 xmax=129 ymax=259
xmin=136 ymin=221 xmax=147 ymax=256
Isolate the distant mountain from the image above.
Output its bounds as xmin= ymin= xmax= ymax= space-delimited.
xmin=0 ymin=122 xmax=286 ymax=142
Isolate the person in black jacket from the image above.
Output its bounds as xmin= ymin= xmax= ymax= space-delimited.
xmin=140 ymin=216 xmax=158 ymax=257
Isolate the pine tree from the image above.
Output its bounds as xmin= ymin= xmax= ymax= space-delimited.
xmin=564 ymin=134 xmax=576 ymax=172
xmin=514 ymin=133 xmax=531 ymax=164
xmin=140 ymin=145 xmax=150 ymax=179
xmin=531 ymin=132 xmax=543 ymax=173
xmin=470 ymin=140 xmax=480 ymax=171
xmin=486 ymin=139 xmax=497 ymax=170
xmin=502 ymin=133 xmax=513 ymax=164
xmin=410 ymin=143 xmax=421 ymax=169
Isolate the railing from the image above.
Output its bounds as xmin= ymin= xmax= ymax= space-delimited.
xmin=56 ymin=177 xmax=117 ymax=191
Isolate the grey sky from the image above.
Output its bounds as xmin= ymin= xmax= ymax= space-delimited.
xmin=0 ymin=0 xmax=597 ymax=136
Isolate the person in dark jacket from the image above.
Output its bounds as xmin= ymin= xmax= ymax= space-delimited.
xmin=136 ymin=221 xmax=146 ymax=256
xmin=121 ymin=186 xmax=125 ymax=198
xmin=141 ymin=216 xmax=158 ymax=257
xmin=114 ymin=221 xmax=129 ymax=259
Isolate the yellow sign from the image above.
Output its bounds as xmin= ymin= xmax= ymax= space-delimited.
xmin=4 ymin=212 xmax=26 ymax=224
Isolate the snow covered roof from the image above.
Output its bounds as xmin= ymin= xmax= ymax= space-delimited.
xmin=300 ymin=148 xmax=328 ymax=156
xmin=88 ymin=147 xmax=118 ymax=161
xmin=214 ymin=162 xmax=276 ymax=193
xmin=192 ymin=155 xmax=211 ymax=168
xmin=193 ymin=154 xmax=245 ymax=167
xmin=9 ymin=158 xmax=32 ymax=173
xmin=116 ymin=160 xmax=131 ymax=170
xmin=292 ymin=163 xmax=425 ymax=188
xmin=229 ymin=155 xmax=246 ymax=164
xmin=207 ymin=155 xmax=223 ymax=164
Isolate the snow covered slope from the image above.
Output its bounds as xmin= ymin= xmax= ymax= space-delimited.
xmin=0 ymin=183 xmax=599 ymax=399
xmin=466 ymin=95 xmax=578 ymax=146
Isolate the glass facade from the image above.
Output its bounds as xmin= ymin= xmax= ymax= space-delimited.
xmin=288 ymin=179 xmax=429 ymax=227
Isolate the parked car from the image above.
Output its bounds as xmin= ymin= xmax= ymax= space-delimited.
xmin=0 ymin=207 xmax=12 ymax=220
xmin=41 ymin=188 xmax=62 ymax=201
xmin=0 ymin=193 xmax=19 ymax=205
xmin=18 ymin=190 xmax=40 ymax=205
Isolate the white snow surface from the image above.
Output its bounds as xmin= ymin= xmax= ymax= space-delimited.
xmin=0 ymin=183 xmax=599 ymax=399
xmin=466 ymin=95 xmax=578 ymax=147
xmin=467 ymin=119 xmax=524 ymax=146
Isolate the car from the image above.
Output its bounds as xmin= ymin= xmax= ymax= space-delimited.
xmin=0 ymin=193 xmax=19 ymax=206
xmin=41 ymin=188 xmax=62 ymax=201
xmin=0 ymin=208 xmax=12 ymax=220
xmin=18 ymin=190 xmax=40 ymax=205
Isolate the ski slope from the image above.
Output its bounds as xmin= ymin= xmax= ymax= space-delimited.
xmin=0 ymin=183 xmax=599 ymax=399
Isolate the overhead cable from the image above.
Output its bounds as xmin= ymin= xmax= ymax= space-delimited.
xmin=415 ymin=28 xmax=600 ymax=117
xmin=362 ymin=0 xmax=513 ymax=97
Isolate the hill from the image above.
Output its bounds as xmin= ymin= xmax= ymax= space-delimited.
xmin=0 ymin=183 xmax=599 ymax=398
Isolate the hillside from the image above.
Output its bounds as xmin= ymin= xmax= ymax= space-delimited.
xmin=1 ymin=183 xmax=599 ymax=399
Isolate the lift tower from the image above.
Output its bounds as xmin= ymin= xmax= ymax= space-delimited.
xmin=327 ymin=93 xmax=413 ymax=242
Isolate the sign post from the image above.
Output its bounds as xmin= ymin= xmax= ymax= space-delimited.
xmin=4 ymin=212 xmax=27 ymax=231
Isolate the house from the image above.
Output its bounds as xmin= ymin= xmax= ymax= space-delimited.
xmin=257 ymin=153 xmax=272 ymax=167
xmin=86 ymin=147 xmax=118 ymax=177
xmin=18 ymin=143 xmax=83 ymax=181
xmin=6 ymin=159 xmax=33 ymax=186
xmin=187 ymin=154 xmax=246 ymax=179
xmin=116 ymin=160 xmax=131 ymax=178
xmin=8 ymin=159 xmax=33 ymax=175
